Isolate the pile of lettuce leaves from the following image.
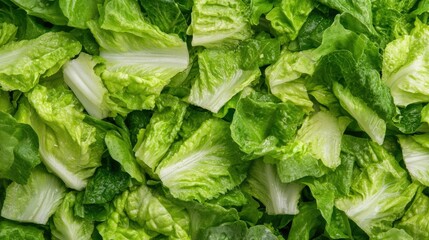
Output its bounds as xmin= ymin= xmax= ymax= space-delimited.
xmin=2 ymin=0 xmax=429 ymax=239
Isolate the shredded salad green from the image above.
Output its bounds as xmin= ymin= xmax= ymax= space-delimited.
xmin=1 ymin=0 xmax=429 ymax=239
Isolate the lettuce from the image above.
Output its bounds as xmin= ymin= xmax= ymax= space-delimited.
xmin=2 ymin=1 xmax=429 ymax=239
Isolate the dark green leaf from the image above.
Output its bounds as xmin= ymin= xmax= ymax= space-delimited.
xmin=239 ymin=38 xmax=281 ymax=69
xmin=0 ymin=111 xmax=41 ymax=184
xmin=83 ymin=166 xmax=130 ymax=204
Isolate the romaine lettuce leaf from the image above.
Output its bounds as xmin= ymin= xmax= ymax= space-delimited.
xmin=335 ymin=136 xmax=419 ymax=238
xmin=382 ymin=20 xmax=429 ymax=106
xmin=1 ymin=166 xmax=66 ymax=225
xmin=398 ymin=134 xmax=429 ymax=186
xmin=0 ymin=31 xmax=81 ymax=92
xmin=231 ymin=90 xmax=305 ymax=158
xmin=156 ymin=118 xmax=250 ymax=202
xmin=134 ymin=94 xmax=188 ymax=175
xmin=188 ymin=0 xmax=253 ymax=48
xmin=0 ymin=220 xmax=45 ymax=240
xmin=63 ymin=52 xmax=111 ymax=119
xmin=58 ymin=0 xmax=100 ymax=29
xmin=20 ymin=76 xmax=105 ymax=190
xmin=396 ymin=189 xmax=429 ymax=239
xmin=188 ymin=48 xmax=260 ymax=113
xmin=9 ymin=0 xmax=68 ymax=25
xmin=125 ymin=185 xmax=190 ymax=239
xmin=87 ymin=0 xmax=189 ymax=114
xmin=97 ymin=191 xmax=157 ymax=240
xmin=0 ymin=111 xmax=40 ymax=184
xmin=51 ymin=192 xmax=94 ymax=240
xmin=244 ymin=159 xmax=304 ymax=215
xmin=0 ymin=22 xmax=16 ymax=46
xmin=266 ymin=0 xmax=315 ymax=40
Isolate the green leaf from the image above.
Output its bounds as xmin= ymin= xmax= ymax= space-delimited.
xmin=396 ymin=189 xmax=429 ymax=239
xmin=245 ymin=225 xmax=279 ymax=240
xmin=186 ymin=201 xmax=240 ymax=240
xmin=0 ymin=220 xmax=45 ymax=240
xmin=231 ymin=90 xmax=305 ymax=158
xmin=105 ymin=130 xmax=144 ymax=182
xmin=332 ymin=81 xmax=387 ymax=145
xmin=249 ymin=0 xmax=274 ymax=25
xmin=83 ymin=166 xmax=130 ymax=204
xmin=335 ymin=136 xmax=419 ymax=238
xmin=0 ymin=22 xmax=17 ymax=46
xmin=1 ymin=166 xmax=66 ymax=225
xmin=294 ymin=8 xmax=335 ymax=50
xmin=139 ymin=0 xmax=188 ymax=38
xmin=287 ymin=202 xmax=324 ymax=240
xmin=63 ymin=52 xmax=111 ymax=119
xmin=188 ymin=48 xmax=260 ymax=113
xmin=187 ymin=0 xmax=253 ymax=48
xmin=201 ymin=221 xmax=248 ymax=240
xmin=0 ymin=31 xmax=81 ymax=92
xmin=22 ymin=76 xmax=105 ymax=190
xmin=397 ymin=134 xmax=429 ymax=186
xmin=134 ymin=94 xmax=188 ymax=175
xmin=51 ymin=192 xmax=94 ymax=240
xmin=87 ymin=0 xmax=189 ymax=114
xmin=266 ymin=0 xmax=316 ymax=40
xmin=382 ymin=20 xmax=429 ymax=106
xmin=10 ymin=0 xmax=68 ymax=25
xmin=316 ymin=0 xmax=377 ymax=35
xmin=0 ymin=111 xmax=40 ymax=184
xmin=244 ymin=159 xmax=304 ymax=215
xmin=59 ymin=0 xmax=101 ymax=28
xmin=125 ymin=185 xmax=190 ymax=239
xmin=97 ymin=191 xmax=156 ymax=240
xmin=238 ymin=38 xmax=281 ymax=69
xmin=156 ymin=118 xmax=250 ymax=202
xmin=391 ymin=103 xmax=423 ymax=134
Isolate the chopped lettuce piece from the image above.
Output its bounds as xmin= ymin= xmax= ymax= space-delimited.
xmin=134 ymin=94 xmax=188 ymax=175
xmin=63 ymin=52 xmax=111 ymax=119
xmin=0 ymin=31 xmax=81 ymax=92
xmin=266 ymin=0 xmax=315 ymax=40
xmin=21 ymin=76 xmax=105 ymax=190
xmin=157 ymin=118 xmax=249 ymax=202
xmin=0 ymin=111 xmax=40 ymax=184
xmin=83 ymin=166 xmax=130 ymax=204
xmin=335 ymin=136 xmax=419 ymax=238
xmin=398 ymin=134 xmax=429 ymax=186
xmin=51 ymin=192 xmax=94 ymax=240
xmin=59 ymin=0 xmax=100 ymax=29
xmin=125 ymin=185 xmax=190 ymax=239
xmin=188 ymin=49 xmax=260 ymax=113
xmin=0 ymin=220 xmax=45 ymax=240
xmin=272 ymin=110 xmax=350 ymax=182
xmin=396 ymin=189 xmax=429 ymax=239
xmin=230 ymin=90 xmax=305 ymax=158
xmin=382 ymin=20 xmax=429 ymax=106
xmin=97 ymin=191 xmax=156 ymax=240
xmin=87 ymin=0 xmax=189 ymax=114
xmin=1 ymin=167 xmax=66 ymax=225
xmin=201 ymin=220 xmax=248 ymax=239
xmin=188 ymin=0 xmax=253 ymax=48
xmin=9 ymin=0 xmax=68 ymax=25
xmin=0 ymin=22 xmax=17 ymax=46
xmin=244 ymin=159 xmax=304 ymax=215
